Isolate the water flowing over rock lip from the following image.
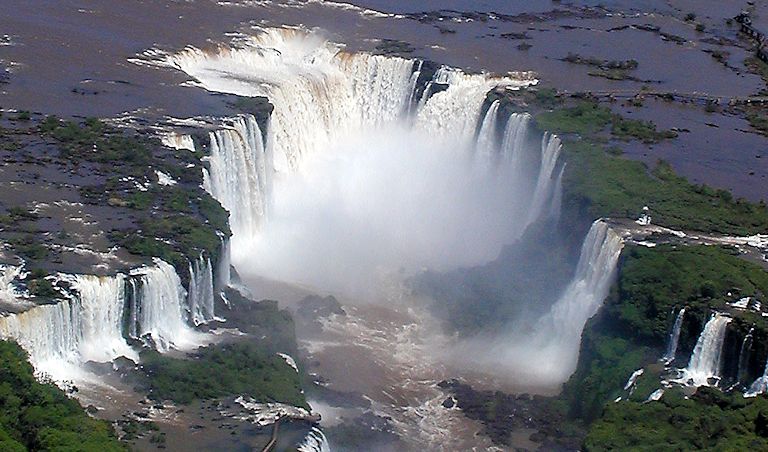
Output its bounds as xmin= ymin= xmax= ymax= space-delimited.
xmin=129 ymin=26 xmax=539 ymax=98
xmin=0 ymin=257 xmax=218 ymax=385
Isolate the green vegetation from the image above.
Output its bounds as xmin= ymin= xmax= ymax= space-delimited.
xmin=563 ymin=53 xmax=639 ymax=71
xmin=746 ymin=109 xmax=768 ymax=135
xmin=536 ymin=102 xmax=613 ymax=136
xmin=562 ymin=54 xmax=641 ymax=82
xmin=41 ymin=117 xmax=151 ymax=165
xmin=110 ymin=232 xmax=184 ymax=269
xmin=536 ymin=101 xmax=677 ymax=143
xmin=223 ymin=289 xmax=299 ymax=355
xmin=140 ymin=215 xmax=221 ymax=257
xmin=563 ymin=329 xmax=653 ymax=421
xmin=564 ymin=244 xmax=768 ymax=423
xmin=746 ymin=57 xmax=768 ymax=89
xmin=611 ymin=245 xmax=768 ymax=344
xmin=585 ymin=388 xmax=768 ymax=450
xmin=9 ymin=236 xmax=48 ymax=261
xmin=611 ymin=116 xmax=678 ymax=143
xmin=139 ymin=341 xmax=306 ymax=408
xmin=229 ymin=96 xmax=273 ymax=118
xmin=563 ymin=140 xmax=768 ymax=234
xmin=197 ymin=193 xmax=230 ymax=234
xmin=0 ymin=340 xmax=125 ymax=451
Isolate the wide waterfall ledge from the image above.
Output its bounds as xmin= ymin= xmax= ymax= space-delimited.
xmin=0 ymin=257 xmax=221 ymax=384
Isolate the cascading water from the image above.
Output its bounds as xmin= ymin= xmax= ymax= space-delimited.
xmin=158 ymin=28 xmax=550 ymax=290
xmin=129 ymin=259 xmax=201 ymax=352
xmin=662 ymin=307 xmax=686 ymax=364
xmin=203 ymin=115 xmax=270 ymax=244
xmin=161 ymin=28 xmax=424 ymax=170
xmin=528 ymin=220 xmax=624 ymax=383
xmin=0 ymin=274 xmax=139 ymax=380
xmin=187 ymin=254 xmax=216 ymax=325
xmin=69 ymin=275 xmax=138 ymax=363
xmin=162 ymin=132 xmax=196 ymax=152
xmin=216 ymin=236 xmax=232 ymax=291
xmin=0 ymin=264 xmax=25 ymax=308
xmin=0 ymin=256 xmax=214 ymax=383
xmin=679 ymin=313 xmax=731 ymax=387
xmin=737 ymin=327 xmax=754 ymax=384
xmin=500 ymin=112 xmax=530 ymax=166
xmin=475 ymin=100 xmax=500 ymax=156
xmin=136 ymin=26 xmax=651 ymax=449
xmin=525 ymin=133 xmax=562 ymax=230
xmin=297 ymin=427 xmax=331 ymax=452
xmin=465 ymin=220 xmax=624 ymax=386
xmin=745 ymin=355 xmax=768 ymax=397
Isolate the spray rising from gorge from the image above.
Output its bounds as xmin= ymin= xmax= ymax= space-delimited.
xmin=143 ymin=26 xmax=624 ymax=388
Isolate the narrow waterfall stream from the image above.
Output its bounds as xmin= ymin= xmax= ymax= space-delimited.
xmin=679 ymin=313 xmax=731 ymax=387
xmin=663 ymin=307 xmax=686 ymax=364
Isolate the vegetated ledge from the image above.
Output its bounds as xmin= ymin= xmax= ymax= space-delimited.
xmin=0 ymin=110 xmax=231 ymax=296
xmin=441 ymin=243 xmax=768 ymax=449
xmin=0 ymin=109 xmax=316 ymax=449
xmin=440 ymin=89 xmax=768 ymax=449
xmin=570 ymin=244 xmax=768 ymax=450
xmin=0 ymin=340 xmax=126 ymax=451
xmin=134 ymin=288 xmax=307 ymax=408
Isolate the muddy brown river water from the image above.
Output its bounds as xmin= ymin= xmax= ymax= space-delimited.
xmin=2 ymin=1 xmax=768 ymax=450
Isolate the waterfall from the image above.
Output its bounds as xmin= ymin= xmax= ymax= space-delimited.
xmin=679 ymin=313 xmax=731 ymax=387
xmin=155 ymin=28 xmax=539 ymax=262
xmin=746 ymin=355 xmax=768 ymax=397
xmin=499 ymin=113 xmax=530 ymax=165
xmin=0 ymin=274 xmax=139 ymax=381
xmin=70 ymin=275 xmax=138 ymax=363
xmin=161 ymin=133 xmax=196 ymax=152
xmin=216 ymin=236 xmax=232 ymax=291
xmin=155 ymin=26 xmax=534 ymax=167
xmin=406 ymin=60 xmax=423 ymax=115
xmin=203 ymin=115 xmax=269 ymax=244
xmin=646 ymin=389 xmax=664 ymax=402
xmin=496 ymin=220 xmax=623 ymax=385
xmin=662 ymin=307 xmax=686 ymax=364
xmin=543 ymin=221 xmax=623 ymax=340
xmin=0 ymin=258 xmax=208 ymax=382
xmin=737 ymin=327 xmax=754 ymax=384
xmin=129 ymin=259 xmax=200 ymax=352
xmin=187 ymin=254 xmax=216 ymax=325
xmin=163 ymin=28 xmax=421 ymax=170
xmin=548 ymin=164 xmax=565 ymax=223
xmin=524 ymin=133 xmax=562 ymax=230
xmin=414 ymin=67 xmax=513 ymax=142
xmin=297 ymin=427 xmax=331 ymax=452
xmin=624 ymin=368 xmax=644 ymax=393
xmin=0 ymin=299 xmax=81 ymax=379
xmin=475 ymin=100 xmax=500 ymax=156
xmin=0 ymin=264 xmax=25 ymax=308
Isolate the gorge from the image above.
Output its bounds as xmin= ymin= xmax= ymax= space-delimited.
xmin=2 ymin=2 xmax=768 ymax=450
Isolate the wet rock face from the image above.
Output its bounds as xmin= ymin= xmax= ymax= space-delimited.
xmin=374 ymin=38 xmax=416 ymax=56
xmin=224 ymin=95 xmax=274 ymax=132
xmin=437 ymin=379 xmax=534 ymax=446
xmin=296 ymin=294 xmax=346 ymax=321
xmin=437 ymin=379 xmax=585 ymax=450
